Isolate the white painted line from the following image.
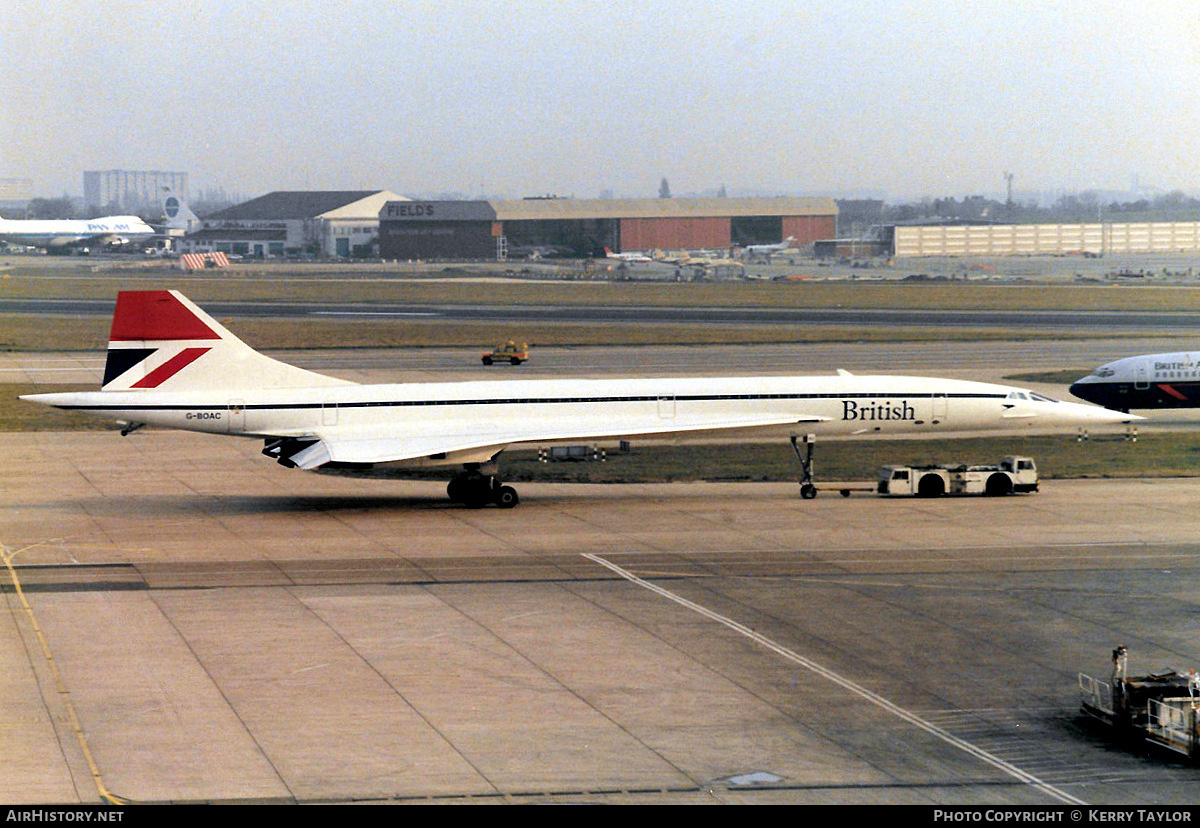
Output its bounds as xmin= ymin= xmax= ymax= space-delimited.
xmin=309 ymin=311 xmax=439 ymax=317
xmin=583 ymin=552 xmax=1087 ymax=806
xmin=0 ymin=367 xmax=103 ymax=373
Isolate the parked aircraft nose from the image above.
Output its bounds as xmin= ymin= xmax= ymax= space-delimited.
xmin=1068 ymin=379 xmax=1102 ymax=406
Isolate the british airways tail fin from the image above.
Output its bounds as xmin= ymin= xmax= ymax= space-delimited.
xmin=101 ymin=290 xmax=353 ymax=392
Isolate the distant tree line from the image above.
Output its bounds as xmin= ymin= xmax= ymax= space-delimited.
xmin=22 ymin=191 xmax=247 ymax=221
xmin=25 ymin=197 xmax=76 ymax=219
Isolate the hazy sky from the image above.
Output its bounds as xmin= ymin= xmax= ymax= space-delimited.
xmin=2 ymin=0 xmax=1197 ymax=202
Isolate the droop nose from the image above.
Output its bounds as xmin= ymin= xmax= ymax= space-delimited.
xmin=1075 ymin=400 xmax=1141 ymax=423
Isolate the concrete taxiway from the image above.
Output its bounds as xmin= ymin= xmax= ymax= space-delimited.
xmin=2 ymin=428 xmax=1199 ymax=805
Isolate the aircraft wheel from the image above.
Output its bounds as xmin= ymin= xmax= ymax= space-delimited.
xmin=494 ymin=485 xmax=520 ymax=508
xmin=463 ymin=484 xmax=491 ymax=508
xmin=450 ymin=475 xmax=491 ymax=506
xmin=800 ymin=484 xmax=818 ymax=500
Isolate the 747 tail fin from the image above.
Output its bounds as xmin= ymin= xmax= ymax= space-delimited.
xmin=160 ymin=187 xmax=199 ymax=232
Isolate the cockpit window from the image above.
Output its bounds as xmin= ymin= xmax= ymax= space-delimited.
xmin=1029 ymin=392 xmax=1058 ymax=403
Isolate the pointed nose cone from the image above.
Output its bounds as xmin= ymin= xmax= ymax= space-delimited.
xmin=1070 ymin=400 xmax=1141 ymax=425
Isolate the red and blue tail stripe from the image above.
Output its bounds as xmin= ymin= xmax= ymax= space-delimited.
xmin=102 ymin=291 xmax=220 ymax=389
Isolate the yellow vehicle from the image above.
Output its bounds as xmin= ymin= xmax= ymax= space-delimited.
xmin=482 ymin=341 xmax=528 ymax=365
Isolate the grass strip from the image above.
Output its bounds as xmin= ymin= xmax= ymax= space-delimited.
xmin=7 ymin=267 xmax=1200 ymax=313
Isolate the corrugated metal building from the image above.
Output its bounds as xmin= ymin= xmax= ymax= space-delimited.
xmin=891 ymin=221 xmax=1200 ymax=257
xmin=378 ymin=196 xmax=837 ymax=260
xmin=182 ymin=190 xmax=408 ymax=258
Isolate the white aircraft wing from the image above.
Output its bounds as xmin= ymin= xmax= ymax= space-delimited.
xmin=288 ymin=412 xmax=830 ymax=469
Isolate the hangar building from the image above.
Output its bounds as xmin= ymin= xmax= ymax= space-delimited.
xmin=181 ymin=190 xmax=408 ymax=258
xmin=378 ymin=196 xmax=837 ymax=260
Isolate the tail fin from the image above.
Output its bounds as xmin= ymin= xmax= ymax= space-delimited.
xmin=101 ymin=290 xmax=353 ymax=391
xmin=160 ymin=187 xmax=199 ymax=231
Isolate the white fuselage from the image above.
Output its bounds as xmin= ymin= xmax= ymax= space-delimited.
xmin=745 ymin=237 xmax=795 ymax=256
xmin=31 ymin=373 xmax=1133 ymax=469
xmin=604 ymin=248 xmax=653 ymax=262
xmin=0 ymin=215 xmax=156 ymax=248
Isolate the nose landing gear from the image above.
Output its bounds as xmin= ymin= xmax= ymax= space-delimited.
xmin=790 ymin=433 xmax=818 ymax=499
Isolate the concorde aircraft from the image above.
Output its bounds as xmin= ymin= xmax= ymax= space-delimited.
xmin=21 ymin=290 xmax=1137 ymax=507
xmin=1071 ymin=350 xmax=1200 ymax=411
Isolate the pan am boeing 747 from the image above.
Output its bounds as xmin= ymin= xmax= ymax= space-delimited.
xmin=0 ymin=214 xmax=156 ymax=251
xmin=21 ymin=291 xmax=1136 ymax=507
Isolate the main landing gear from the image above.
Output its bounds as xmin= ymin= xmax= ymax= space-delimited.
xmin=790 ymin=433 xmax=818 ymax=500
xmin=447 ymin=471 xmax=520 ymax=509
